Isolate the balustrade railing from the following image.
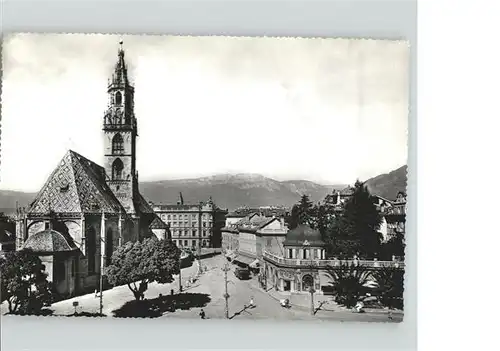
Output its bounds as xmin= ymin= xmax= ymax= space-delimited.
xmin=262 ymin=251 xmax=404 ymax=268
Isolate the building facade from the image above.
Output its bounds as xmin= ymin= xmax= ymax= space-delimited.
xmin=263 ymin=224 xmax=405 ymax=295
xmin=222 ymin=214 xmax=288 ymax=272
xmin=13 ymin=42 xmax=168 ymax=298
xmin=152 ymin=193 xmax=227 ymax=252
xmin=384 ymin=192 xmax=407 ymax=242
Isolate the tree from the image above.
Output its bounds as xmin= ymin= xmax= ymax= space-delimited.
xmin=335 ymin=181 xmax=383 ymax=259
xmin=105 ymin=237 xmax=180 ymax=301
xmin=285 ymin=194 xmax=316 ymax=229
xmin=0 ymin=249 xmax=54 ymax=314
xmin=326 ymin=262 xmax=372 ymax=308
xmin=380 ymin=232 xmax=405 ymax=260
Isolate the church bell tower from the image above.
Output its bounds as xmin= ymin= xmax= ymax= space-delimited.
xmin=103 ymin=40 xmax=139 ymax=214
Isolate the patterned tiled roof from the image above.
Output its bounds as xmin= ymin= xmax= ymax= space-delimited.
xmin=28 ymin=150 xmax=124 ymax=214
xmin=23 ymin=229 xmax=78 ymax=253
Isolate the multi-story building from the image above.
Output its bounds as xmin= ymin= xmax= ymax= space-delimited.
xmin=222 ymin=214 xmax=288 ymax=273
xmin=263 ymin=224 xmax=404 ymax=295
xmin=152 ymin=193 xmax=227 ymax=252
xmin=225 ymin=207 xmax=289 ymax=227
xmin=384 ymin=192 xmax=407 ymax=241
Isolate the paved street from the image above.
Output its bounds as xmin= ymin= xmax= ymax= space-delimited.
xmin=1 ymin=254 xmax=402 ymax=322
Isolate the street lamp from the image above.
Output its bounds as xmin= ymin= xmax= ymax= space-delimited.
xmin=222 ymin=262 xmax=231 ymax=319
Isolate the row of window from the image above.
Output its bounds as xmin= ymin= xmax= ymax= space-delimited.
xmin=161 ymin=214 xmax=212 ymax=221
xmin=167 ymin=221 xmax=211 ymax=228
xmin=171 ymin=229 xmax=209 ymax=237
xmin=286 ymin=248 xmax=326 ymax=260
xmin=173 ymin=239 xmax=209 ymax=247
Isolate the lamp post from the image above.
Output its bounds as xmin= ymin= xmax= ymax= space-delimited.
xmin=222 ymin=262 xmax=230 ymax=319
xmin=99 ymin=210 xmax=106 ymax=316
xmin=178 ymin=250 xmax=183 ymax=292
xmin=309 ymin=286 xmax=316 ymax=316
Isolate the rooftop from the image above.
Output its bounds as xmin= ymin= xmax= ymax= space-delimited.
xmin=23 ymin=229 xmax=78 ymax=254
xmin=283 ymin=224 xmax=325 ymax=247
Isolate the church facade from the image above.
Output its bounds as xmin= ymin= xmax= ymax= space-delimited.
xmin=14 ymin=42 xmax=168 ymax=298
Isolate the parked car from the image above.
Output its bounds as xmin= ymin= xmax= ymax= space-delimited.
xmin=234 ymin=267 xmax=251 ymax=280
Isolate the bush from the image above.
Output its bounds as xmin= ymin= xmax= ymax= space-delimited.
xmin=372 ymin=267 xmax=404 ymax=310
xmin=326 ymin=261 xmax=371 ymax=308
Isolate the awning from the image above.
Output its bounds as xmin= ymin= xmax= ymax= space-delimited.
xmin=233 ymin=255 xmax=254 ymax=266
xmin=249 ymin=259 xmax=260 ymax=269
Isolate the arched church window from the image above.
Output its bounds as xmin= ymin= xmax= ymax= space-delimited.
xmin=112 ymin=158 xmax=124 ymax=180
xmin=112 ymin=133 xmax=124 ymax=154
xmin=115 ymin=91 xmax=122 ymax=105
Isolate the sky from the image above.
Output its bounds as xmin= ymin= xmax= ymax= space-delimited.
xmin=1 ymin=33 xmax=409 ymax=192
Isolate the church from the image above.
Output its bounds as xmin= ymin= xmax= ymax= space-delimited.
xmin=14 ymin=42 xmax=169 ymax=298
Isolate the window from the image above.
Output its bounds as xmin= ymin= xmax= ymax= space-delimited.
xmin=87 ymin=227 xmax=96 ymax=274
xmin=173 ymin=215 xmax=177 ymax=220
xmin=203 ymin=222 xmax=206 ymax=228
xmin=184 ymin=240 xmax=188 ymax=246
xmin=112 ymin=158 xmax=124 ymax=180
xmin=288 ymin=249 xmax=293 ymax=259
xmin=115 ymin=91 xmax=122 ymax=105
xmin=112 ymin=134 xmax=124 ymax=154
xmin=71 ymin=260 xmax=76 ymax=277
xmin=184 ymin=214 xmax=188 ymax=219
xmin=167 ymin=215 xmax=171 ymax=220
xmin=192 ymin=240 xmax=196 ymax=247
xmin=203 ymin=231 xmax=207 ymax=237
xmin=193 ymin=230 xmax=197 ymax=236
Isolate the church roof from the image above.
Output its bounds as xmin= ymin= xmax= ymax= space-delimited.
xmin=283 ymin=224 xmax=325 ymax=247
xmin=28 ymin=150 xmax=125 ymax=215
xmin=23 ymin=229 xmax=78 ymax=253
xmin=149 ymin=215 xmax=169 ymax=230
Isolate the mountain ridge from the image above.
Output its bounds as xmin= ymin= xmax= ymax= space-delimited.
xmin=0 ymin=167 xmax=407 ymax=214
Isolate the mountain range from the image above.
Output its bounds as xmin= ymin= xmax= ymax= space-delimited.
xmin=0 ymin=165 xmax=407 ymax=214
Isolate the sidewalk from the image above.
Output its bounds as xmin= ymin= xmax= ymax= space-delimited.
xmin=246 ymin=277 xmax=401 ymax=315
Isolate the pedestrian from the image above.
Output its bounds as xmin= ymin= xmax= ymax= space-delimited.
xmin=249 ymin=296 xmax=255 ymax=308
xmin=199 ymin=309 xmax=206 ymax=319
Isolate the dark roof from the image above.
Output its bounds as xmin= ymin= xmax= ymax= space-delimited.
xmin=283 ymin=224 xmax=325 ymax=247
xmin=23 ymin=229 xmax=78 ymax=253
xmin=149 ymin=215 xmax=169 ymax=229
